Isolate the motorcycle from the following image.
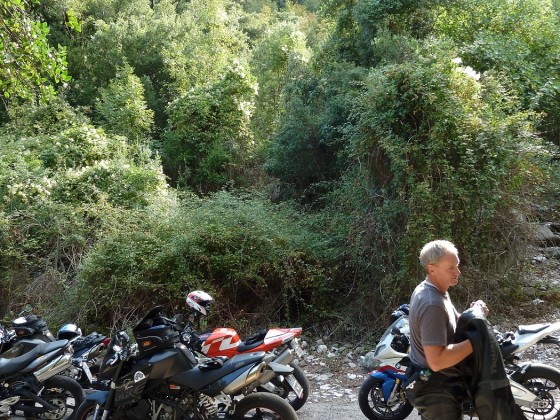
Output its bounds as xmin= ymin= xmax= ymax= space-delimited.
xmin=358 ymin=307 xmax=560 ymax=420
xmin=0 ymin=338 xmax=85 ymax=419
xmin=74 ymin=305 xmax=299 ymax=420
xmin=1 ymin=309 xmax=110 ymax=390
xmin=182 ymin=290 xmax=310 ymax=411
xmin=57 ymin=324 xmax=110 ymax=387
xmin=0 ymin=308 xmax=56 ymax=357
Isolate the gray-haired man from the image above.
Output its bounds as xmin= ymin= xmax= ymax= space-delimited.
xmin=406 ymin=240 xmax=488 ymax=419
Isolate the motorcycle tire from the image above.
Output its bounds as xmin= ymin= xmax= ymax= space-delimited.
xmin=74 ymin=398 xmax=192 ymax=420
xmin=261 ymin=362 xmax=310 ymax=411
xmin=232 ymin=392 xmax=298 ymax=420
xmin=358 ymin=375 xmax=413 ymax=420
xmin=25 ymin=375 xmax=85 ymax=420
xmin=74 ymin=400 xmax=102 ymax=420
xmin=517 ymin=363 xmax=560 ymax=419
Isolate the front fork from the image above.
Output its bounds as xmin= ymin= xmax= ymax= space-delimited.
xmin=387 ymin=378 xmax=403 ymax=404
xmin=90 ymin=403 xmax=102 ymax=420
xmin=371 ymin=368 xmax=408 ymax=404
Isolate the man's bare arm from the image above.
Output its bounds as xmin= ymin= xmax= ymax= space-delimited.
xmin=424 ymin=340 xmax=473 ymax=372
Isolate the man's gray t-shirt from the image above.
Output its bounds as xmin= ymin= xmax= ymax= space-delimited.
xmin=409 ymin=279 xmax=460 ymax=376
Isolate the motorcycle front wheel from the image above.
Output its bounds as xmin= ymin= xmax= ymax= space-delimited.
xmin=75 ymin=398 xmax=192 ymax=420
xmin=358 ymin=375 xmax=413 ymax=420
xmin=517 ymin=363 xmax=560 ymax=420
xmin=232 ymin=392 xmax=298 ymax=420
xmin=74 ymin=400 xmax=104 ymax=420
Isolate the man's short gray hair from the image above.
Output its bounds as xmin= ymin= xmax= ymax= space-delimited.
xmin=419 ymin=240 xmax=459 ymax=270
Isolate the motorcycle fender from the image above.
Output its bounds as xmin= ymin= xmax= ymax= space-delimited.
xmin=85 ymin=390 xmax=109 ymax=404
xmin=268 ymin=361 xmax=293 ymax=374
xmin=371 ymin=370 xmax=396 ymax=403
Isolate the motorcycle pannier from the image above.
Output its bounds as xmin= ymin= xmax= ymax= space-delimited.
xmin=133 ymin=324 xmax=180 ymax=356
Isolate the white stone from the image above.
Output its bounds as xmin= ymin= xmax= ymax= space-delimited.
xmin=317 ymin=344 xmax=328 ymax=353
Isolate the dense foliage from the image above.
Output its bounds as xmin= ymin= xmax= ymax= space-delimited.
xmin=0 ymin=0 xmax=72 ymax=106
xmin=0 ymin=0 xmax=559 ymax=338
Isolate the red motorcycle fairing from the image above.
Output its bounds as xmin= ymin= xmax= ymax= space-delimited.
xmin=198 ymin=328 xmax=241 ymax=357
xmin=199 ymin=327 xmax=302 ymax=358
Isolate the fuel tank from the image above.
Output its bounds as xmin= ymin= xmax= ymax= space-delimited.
xmin=113 ymin=344 xmax=197 ymax=405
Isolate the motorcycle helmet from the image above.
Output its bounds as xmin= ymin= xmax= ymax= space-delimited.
xmin=186 ymin=290 xmax=214 ymax=316
xmin=397 ymin=303 xmax=410 ymax=315
xmin=57 ymin=323 xmax=82 ymax=341
xmin=389 ymin=303 xmax=410 ymax=324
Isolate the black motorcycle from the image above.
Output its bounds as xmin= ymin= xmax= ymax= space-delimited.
xmin=57 ymin=324 xmax=110 ymax=387
xmin=0 ymin=338 xmax=85 ymax=419
xmin=74 ymin=306 xmax=298 ymax=419
xmin=0 ymin=312 xmax=85 ymax=419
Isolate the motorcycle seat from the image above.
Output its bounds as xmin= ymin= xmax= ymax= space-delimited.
xmin=517 ymin=324 xmax=549 ymax=335
xmin=73 ymin=333 xmax=106 ymax=351
xmin=237 ymin=341 xmax=263 ymax=352
xmin=0 ymin=339 xmax=68 ymax=377
xmin=170 ymin=351 xmax=266 ymax=391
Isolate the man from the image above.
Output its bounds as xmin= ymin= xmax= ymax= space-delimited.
xmin=406 ymin=239 xmax=488 ymax=419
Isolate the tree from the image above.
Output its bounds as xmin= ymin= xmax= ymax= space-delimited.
xmin=265 ymin=62 xmax=367 ymax=201
xmin=96 ymin=64 xmax=154 ymax=140
xmin=250 ymin=18 xmax=312 ymax=144
xmin=436 ymin=0 xmax=560 ymax=145
xmin=0 ymin=0 xmax=71 ymax=106
xmin=163 ymin=65 xmax=257 ymax=192
xmin=339 ymin=42 xmax=552 ymax=301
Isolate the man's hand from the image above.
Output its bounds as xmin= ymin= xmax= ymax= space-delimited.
xmin=470 ymin=299 xmax=489 ymax=317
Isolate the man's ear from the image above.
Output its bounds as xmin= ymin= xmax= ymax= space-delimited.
xmin=426 ymin=264 xmax=435 ymax=276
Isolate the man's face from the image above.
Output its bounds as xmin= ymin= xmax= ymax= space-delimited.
xmin=428 ymin=253 xmax=461 ymax=290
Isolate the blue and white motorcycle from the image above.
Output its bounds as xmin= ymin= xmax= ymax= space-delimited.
xmin=358 ymin=306 xmax=560 ymax=420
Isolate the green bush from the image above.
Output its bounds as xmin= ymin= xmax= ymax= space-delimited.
xmin=73 ymin=191 xmax=330 ymax=331
xmin=265 ymin=62 xmax=367 ymax=199
xmin=95 ymin=64 xmax=154 ymax=140
xmin=332 ymin=41 xmax=553 ymax=311
xmin=0 ymin=102 xmax=171 ymax=324
xmin=162 ymin=66 xmax=258 ymax=191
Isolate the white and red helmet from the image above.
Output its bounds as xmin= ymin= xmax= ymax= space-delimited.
xmin=186 ymin=290 xmax=214 ymax=316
